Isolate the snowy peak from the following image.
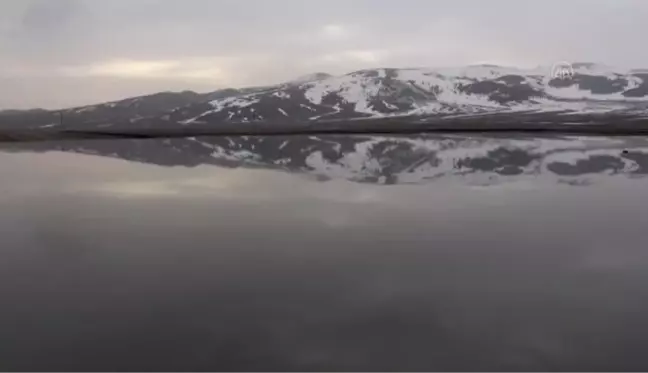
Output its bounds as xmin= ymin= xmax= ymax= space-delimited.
xmin=186 ymin=64 xmax=648 ymax=125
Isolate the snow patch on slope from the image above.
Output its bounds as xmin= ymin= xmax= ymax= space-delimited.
xmin=304 ymin=74 xmax=384 ymax=115
xmin=210 ymin=95 xmax=261 ymax=111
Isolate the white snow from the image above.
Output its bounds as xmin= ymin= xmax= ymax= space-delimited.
xmin=272 ymin=91 xmax=291 ymax=99
xmin=544 ymin=83 xmax=644 ymax=101
xmin=300 ymin=104 xmax=316 ymax=112
xmin=193 ymin=64 xmax=648 ymax=121
xmin=304 ymin=74 xmax=384 ymax=115
xmin=211 ymin=147 xmax=261 ymax=163
xmin=210 ymin=94 xmax=261 ymax=112
xmin=382 ymin=101 xmax=398 ymax=110
xmin=278 ymin=108 xmax=288 ymax=117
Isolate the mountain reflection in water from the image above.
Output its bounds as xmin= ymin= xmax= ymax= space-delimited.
xmin=3 ymin=133 xmax=648 ymax=186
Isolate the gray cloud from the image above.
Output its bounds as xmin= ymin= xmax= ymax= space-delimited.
xmin=0 ymin=0 xmax=646 ymax=109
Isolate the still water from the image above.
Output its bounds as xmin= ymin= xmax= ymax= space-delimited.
xmin=1 ymin=137 xmax=648 ymax=371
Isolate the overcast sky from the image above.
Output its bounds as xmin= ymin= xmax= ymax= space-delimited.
xmin=0 ymin=0 xmax=646 ymax=109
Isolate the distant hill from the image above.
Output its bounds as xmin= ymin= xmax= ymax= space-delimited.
xmin=1 ymin=63 xmax=648 ymax=129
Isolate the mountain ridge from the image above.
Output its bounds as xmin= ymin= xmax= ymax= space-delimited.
xmin=180 ymin=63 xmax=648 ymax=126
xmin=2 ymin=63 xmax=648 ymax=130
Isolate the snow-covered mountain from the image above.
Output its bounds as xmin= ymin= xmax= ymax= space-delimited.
xmin=2 ymin=63 xmax=648 ymax=130
xmin=183 ymin=63 xmax=648 ymax=125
